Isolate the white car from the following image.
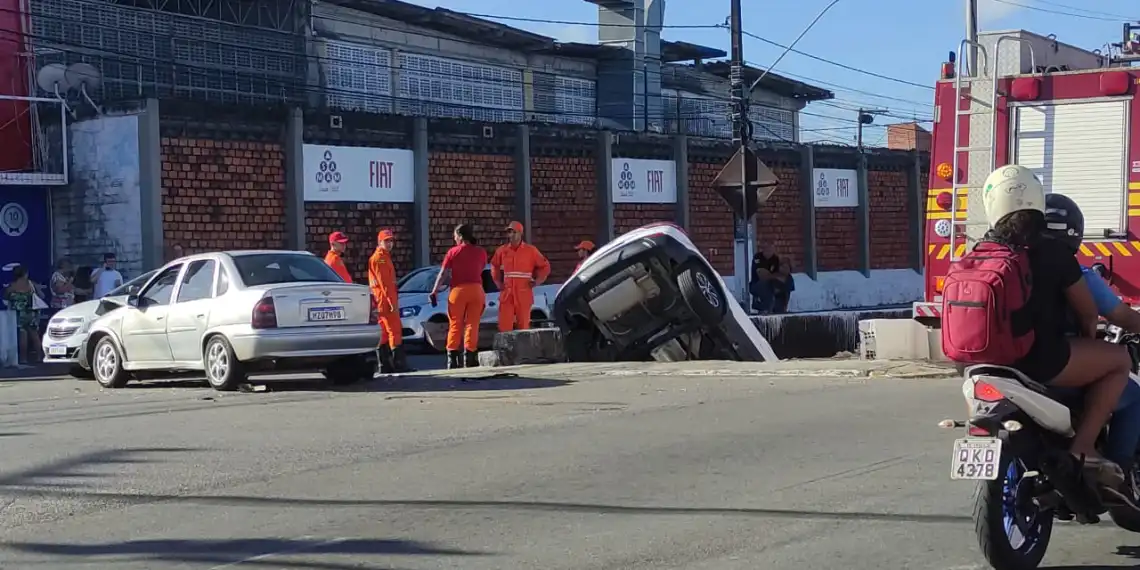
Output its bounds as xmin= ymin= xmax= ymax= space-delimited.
xmin=42 ymin=269 xmax=158 ymax=378
xmin=397 ymin=264 xmax=560 ymax=351
xmin=78 ymin=250 xmax=381 ymax=391
xmin=553 ymin=222 xmax=777 ymax=362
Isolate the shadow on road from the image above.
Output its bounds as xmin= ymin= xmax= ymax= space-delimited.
xmin=366 ymin=373 xmax=572 ymax=393
xmin=0 ymin=432 xmax=32 ymax=438
xmin=2 ymin=537 xmax=488 ymax=568
xmin=1042 ymin=545 xmax=1140 ymax=569
xmin=0 ymin=447 xmax=199 ymax=487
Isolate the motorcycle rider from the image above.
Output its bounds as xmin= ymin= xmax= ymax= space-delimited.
xmin=982 ymin=165 xmax=1131 ymax=484
xmin=1044 ymin=193 xmax=1140 ymax=491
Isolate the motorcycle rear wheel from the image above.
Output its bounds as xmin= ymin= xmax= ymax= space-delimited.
xmin=973 ymin=446 xmax=1053 ymax=570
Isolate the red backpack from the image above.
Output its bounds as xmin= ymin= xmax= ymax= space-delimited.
xmin=941 ymin=241 xmax=1034 ymax=364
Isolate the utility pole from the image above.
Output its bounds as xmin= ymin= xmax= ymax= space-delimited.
xmin=856 ymin=109 xmax=888 ymax=150
xmin=965 ymin=0 xmax=978 ymax=75
xmin=728 ymin=0 xmax=753 ymax=308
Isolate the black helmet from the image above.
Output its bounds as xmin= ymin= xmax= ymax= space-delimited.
xmin=1044 ymin=193 xmax=1084 ymax=252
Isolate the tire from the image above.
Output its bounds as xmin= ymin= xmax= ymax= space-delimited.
xmin=973 ymin=445 xmax=1053 ymax=570
xmin=203 ymin=335 xmax=246 ymax=392
xmin=1109 ymin=464 xmax=1140 ymax=532
xmin=323 ymin=355 xmax=373 ymax=386
xmin=677 ymin=265 xmax=727 ymax=325
xmin=91 ymin=337 xmax=130 ymax=389
xmin=68 ymin=364 xmax=94 ymax=380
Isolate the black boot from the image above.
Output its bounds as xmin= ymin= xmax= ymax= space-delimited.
xmin=447 ymin=350 xmax=463 ymax=369
xmin=464 ymin=350 xmax=479 ymax=368
xmin=377 ymin=346 xmax=394 ymax=374
xmin=391 ymin=346 xmax=413 ymax=372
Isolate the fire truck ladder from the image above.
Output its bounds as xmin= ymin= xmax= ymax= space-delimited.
xmin=948 ymin=37 xmax=1037 ymax=261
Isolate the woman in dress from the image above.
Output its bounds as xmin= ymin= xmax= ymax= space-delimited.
xmin=3 ymin=265 xmax=43 ymax=364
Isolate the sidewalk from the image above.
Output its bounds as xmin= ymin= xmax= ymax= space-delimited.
xmin=0 ymin=362 xmax=71 ymax=380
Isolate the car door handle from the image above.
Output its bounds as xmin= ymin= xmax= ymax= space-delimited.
xmin=196 ymin=314 xmax=205 ymax=319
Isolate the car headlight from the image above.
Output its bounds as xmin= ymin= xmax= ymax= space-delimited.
xmin=400 ymin=306 xmax=421 ymax=318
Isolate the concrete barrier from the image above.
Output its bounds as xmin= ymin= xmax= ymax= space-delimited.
xmin=750 ymin=309 xmax=911 ymax=359
xmin=479 ymin=328 xmax=566 ymax=367
xmin=0 ymin=311 xmax=18 ymax=367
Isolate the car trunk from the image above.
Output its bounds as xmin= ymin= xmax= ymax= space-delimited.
xmin=266 ymin=284 xmax=372 ymax=327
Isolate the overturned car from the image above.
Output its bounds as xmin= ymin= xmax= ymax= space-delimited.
xmin=552 ymin=222 xmax=776 ymax=362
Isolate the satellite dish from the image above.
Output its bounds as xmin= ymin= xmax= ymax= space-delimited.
xmin=65 ymin=63 xmax=102 ymax=91
xmin=35 ymin=63 xmax=70 ymax=93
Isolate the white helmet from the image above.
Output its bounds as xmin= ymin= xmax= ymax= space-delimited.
xmin=981 ymin=164 xmax=1046 ymax=228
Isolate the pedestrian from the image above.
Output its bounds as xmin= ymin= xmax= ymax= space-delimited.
xmin=49 ymin=258 xmax=78 ymax=312
xmin=430 ymin=223 xmax=488 ymax=369
xmin=749 ymin=243 xmax=791 ymax=314
xmin=90 ymin=253 xmax=124 ymax=299
xmin=3 ymin=265 xmax=45 ymax=365
xmin=168 ymin=243 xmax=185 ymax=262
xmin=324 ymin=231 xmax=352 ymax=282
xmin=573 ymin=240 xmax=595 ymax=272
xmin=368 ymin=229 xmax=409 ymax=373
xmin=490 ymin=221 xmax=550 ymax=332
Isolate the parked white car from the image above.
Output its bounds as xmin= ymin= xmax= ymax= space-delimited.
xmin=397 ymin=264 xmax=560 ymax=351
xmin=78 ymin=250 xmax=381 ymax=391
xmin=41 ymin=269 xmax=158 ymax=378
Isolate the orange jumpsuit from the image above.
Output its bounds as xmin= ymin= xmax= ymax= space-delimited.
xmin=325 ymin=250 xmax=352 ymax=283
xmin=368 ymin=247 xmax=401 ymax=348
xmin=490 ymin=242 xmax=550 ymax=332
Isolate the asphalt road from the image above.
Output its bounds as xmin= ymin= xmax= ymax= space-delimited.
xmin=0 ymin=361 xmax=1137 ymax=569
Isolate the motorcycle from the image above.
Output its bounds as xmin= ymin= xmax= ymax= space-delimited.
xmin=943 ymin=324 xmax=1140 ymax=570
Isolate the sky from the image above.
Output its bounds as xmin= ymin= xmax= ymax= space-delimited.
xmin=400 ymin=0 xmax=1140 ymax=145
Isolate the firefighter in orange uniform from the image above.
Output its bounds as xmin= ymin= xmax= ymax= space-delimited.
xmin=574 ymin=240 xmax=595 ymax=272
xmin=324 ymin=231 xmax=352 ymax=282
xmin=490 ymin=221 xmax=551 ymax=332
xmin=368 ymin=229 xmax=409 ymax=373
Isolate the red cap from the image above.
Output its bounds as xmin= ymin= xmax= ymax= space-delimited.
xmin=506 ymin=221 xmax=524 ymax=233
xmin=377 ymin=229 xmax=394 ymax=241
xmin=575 ymin=240 xmax=595 ymax=251
xmin=329 ymin=231 xmax=348 ymax=244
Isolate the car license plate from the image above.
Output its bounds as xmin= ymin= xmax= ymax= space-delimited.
xmin=950 ymin=437 xmax=1002 ymax=480
xmin=307 ymin=306 xmax=345 ymax=322
xmin=47 ymin=344 xmax=68 ymax=356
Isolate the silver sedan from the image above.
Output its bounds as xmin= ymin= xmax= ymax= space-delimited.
xmin=79 ymin=250 xmax=381 ymax=391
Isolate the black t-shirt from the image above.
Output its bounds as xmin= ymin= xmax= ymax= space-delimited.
xmin=752 ymin=253 xmax=780 ymax=279
xmin=1024 ymin=237 xmax=1084 ymax=341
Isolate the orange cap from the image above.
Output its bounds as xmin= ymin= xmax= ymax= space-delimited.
xmin=506 ymin=221 xmax=524 ymax=233
xmin=377 ymin=229 xmax=394 ymax=241
xmin=329 ymin=231 xmax=348 ymax=244
xmin=575 ymin=240 xmax=595 ymax=251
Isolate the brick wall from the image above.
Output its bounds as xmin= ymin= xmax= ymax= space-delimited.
xmin=304 ymin=202 xmax=414 ymax=282
xmin=531 ymin=155 xmax=597 ymax=281
xmin=816 ymin=208 xmax=859 ymax=271
xmin=427 ymin=152 xmax=514 ymax=262
xmin=161 ymin=138 xmax=287 ymax=253
xmin=868 ymin=169 xmax=911 ymax=269
xmin=613 ymin=203 xmax=676 ymax=238
xmin=687 ymin=161 xmax=735 ymax=274
xmin=756 ymin=165 xmax=805 ymax=272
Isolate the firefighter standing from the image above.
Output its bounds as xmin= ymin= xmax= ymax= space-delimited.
xmin=368 ymin=229 xmax=408 ymax=373
xmin=430 ymin=224 xmax=488 ymax=368
xmin=324 ymin=231 xmax=352 ymax=282
xmin=490 ymin=221 xmax=551 ymax=332
xmin=574 ymin=240 xmax=595 ymax=272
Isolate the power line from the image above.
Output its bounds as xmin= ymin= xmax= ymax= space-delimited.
xmin=453 ymin=11 xmax=725 ymax=30
xmin=741 ymin=30 xmax=933 ymax=90
xmin=1032 ymin=0 xmax=1138 ymax=19
xmin=988 ymin=0 xmax=1130 ymax=21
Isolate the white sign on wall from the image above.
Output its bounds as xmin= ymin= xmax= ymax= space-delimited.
xmin=611 ymin=158 xmax=677 ymax=203
xmin=812 ymin=168 xmax=858 ymax=208
xmin=303 ymin=144 xmax=415 ymax=203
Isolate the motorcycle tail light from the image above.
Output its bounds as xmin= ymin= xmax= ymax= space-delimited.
xmin=973 ymin=380 xmax=1004 ymax=402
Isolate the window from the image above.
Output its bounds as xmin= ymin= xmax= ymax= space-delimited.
xmin=398 ymin=267 xmax=439 ymax=293
xmin=215 ymin=267 xmax=230 ymax=296
xmin=481 ymin=269 xmax=499 ymax=294
xmin=109 ymin=269 xmax=157 ymax=297
xmin=323 ymin=40 xmax=393 ymax=114
xmin=231 ymin=253 xmax=344 ymax=287
xmin=140 ymin=265 xmax=182 ymax=307
xmin=396 ymin=52 xmax=524 ymax=123
xmin=176 ymin=260 xmax=216 ymax=302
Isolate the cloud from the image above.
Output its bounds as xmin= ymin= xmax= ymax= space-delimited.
xmin=976 ymin=0 xmax=1024 ymax=27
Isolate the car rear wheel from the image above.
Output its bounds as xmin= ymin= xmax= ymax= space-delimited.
xmin=204 ymin=335 xmax=246 ymax=391
xmin=92 ymin=337 xmax=129 ymax=389
xmin=677 ymin=266 xmax=726 ymax=324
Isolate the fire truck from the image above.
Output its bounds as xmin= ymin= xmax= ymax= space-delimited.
xmin=914 ymin=26 xmax=1140 ymax=325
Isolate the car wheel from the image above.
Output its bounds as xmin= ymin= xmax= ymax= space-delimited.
xmin=677 ymin=266 xmax=727 ymax=324
xmin=68 ymin=364 xmax=94 ymax=380
xmin=92 ymin=337 xmax=129 ymax=389
xmin=203 ymin=335 xmax=246 ymax=392
xmin=323 ymin=355 xmax=374 ymax=386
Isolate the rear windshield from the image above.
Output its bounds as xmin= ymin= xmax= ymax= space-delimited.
xmin=232 ymin=253 xmax=345 ymax=286
xmin=398 ymin=267 xmax=439 ymax=293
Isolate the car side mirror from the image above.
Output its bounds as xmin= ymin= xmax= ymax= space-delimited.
xmin=126 ymin=294 xmax=140 ymax=307
xmin=126 ymin=284 xmax=141 ymax=295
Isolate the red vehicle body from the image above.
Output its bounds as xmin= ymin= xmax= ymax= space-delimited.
xmin=915 ymin=29 xmax=1140 ymax=324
